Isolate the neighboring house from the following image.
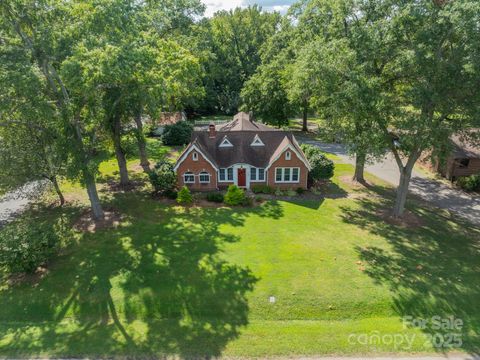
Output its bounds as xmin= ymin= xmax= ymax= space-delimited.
xmin=429 ymin=133 xmax=480 ymax=180
xmin=159 ymin=111 xmax=187 ymax=125
xmin=151 ymin=111 xmax=186 ymax=136
xmin=173 ymin=112 xmax=311 ymax=191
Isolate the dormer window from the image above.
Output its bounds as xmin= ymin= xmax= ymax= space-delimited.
xmin=285 ymin=151 xmax=291 ymax=160
xmin=251 ymin=134 xmax=264 ymax=147
xmin=192 ymin=152 xmax=198 ymax=161
xmin=219 ymin=136 xmax=233 ymax=148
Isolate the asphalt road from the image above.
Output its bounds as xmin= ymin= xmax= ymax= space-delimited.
xmin=302 ymin=139 xmax=480 ymax=227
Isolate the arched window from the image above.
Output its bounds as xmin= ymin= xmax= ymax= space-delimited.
xmin=183 ymin=172 xmax=195 ymax=183
xmin=285 ymin=151 xmax=291 ymax=160
xmin=199 ymin=171 xmax=210 ymax=183
xmin=192 ymin=152 xmax=198 ymax=161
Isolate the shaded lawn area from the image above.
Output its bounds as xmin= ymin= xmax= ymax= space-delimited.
xmin=0 ymin=163 xmax=479 ymax=357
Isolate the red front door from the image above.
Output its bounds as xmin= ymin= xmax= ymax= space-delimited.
xmin=237 ymin=168 xmax=246 ymax=187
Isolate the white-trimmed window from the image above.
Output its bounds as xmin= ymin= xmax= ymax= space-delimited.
xmin=285 ymin=151 xmax=291 ymax=160
xmin=192 ymin=152 xmax=198 ymax=161
xmin=199 ymin=171 xmax=210 ymax=183
xmin=184 ymin=171 xmax=195 ymax=183
xmin=250 ymin=167 xmax=265 ymax=181
xmin=275 ymin=167 xmax=300 ymax=183
xmin=219 ymin=136 xmax=233 ymax=148
xmin=251 ymin=134 xmax=264 ymax=147
xmin=219 ymin=167 xmax=234 ymax=182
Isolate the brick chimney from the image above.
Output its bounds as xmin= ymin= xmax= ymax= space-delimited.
xmin=208 ymin=122 xmax=216 ymax=138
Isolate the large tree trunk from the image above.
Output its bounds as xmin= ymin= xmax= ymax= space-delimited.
xmin=84 ymin=171 xmax=104 ymax=220
xmin=112 ymin=115 xmax=130 ymax=186
xmin=50 ymin=176 xmax=65 ymax=206
xmin=302 ymin=102 xmax=308 ymax=132
xmin=353 ymin=151 xmax=366 ymax=183
xmin=393 ymin=167 xmax=412 ymax=217
xmin=391 ymin=149 xmax=420 ymax=218
xmin=134 ymin=112 xmax=150 ymax=173
xmin=72 ymin=117 xmax=104 ymax=220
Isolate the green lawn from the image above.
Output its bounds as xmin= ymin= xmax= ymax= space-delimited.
xmin=0 ymin=153 xmax=479 ymax=357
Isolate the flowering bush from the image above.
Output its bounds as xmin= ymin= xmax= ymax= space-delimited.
xmin=149 ymin=161 xmax=177 ymax=194
xmin=0 ymin=220 xmax=62 ymax=273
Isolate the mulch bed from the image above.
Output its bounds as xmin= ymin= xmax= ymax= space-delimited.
xmin=377 ymin=208 xmax=425 ymax=228
xmin=73 ymin=208 xmax=124 ymax=233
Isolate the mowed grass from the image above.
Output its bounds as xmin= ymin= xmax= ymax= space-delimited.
xmin=0 ymin=155 xmax=479 ymax=357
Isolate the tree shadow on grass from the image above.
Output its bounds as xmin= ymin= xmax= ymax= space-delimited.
xmin=340 ymin=196 xmax=480 ymax=354
xmin=0 ymin=193 xmax=285 ymax=357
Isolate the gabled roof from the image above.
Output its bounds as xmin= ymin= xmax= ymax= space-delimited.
xmin=451 ymin=132 xmax=480 ymax=158
xmin=175 ymin=112 xmax=310 ymax=170
xmin=190 ymin=131 xmax=309 ymax=169
xmin=173 ymin=139 xmax=218 ymax=171
xmin=266 ymin=136 xmax=311 ymax=170
xmin=218 ymin=112 xmax=278 ymax=132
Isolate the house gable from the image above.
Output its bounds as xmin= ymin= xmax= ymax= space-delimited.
xmin=174 ymin=143 xmax=218 ymax=191
xmin=266 ymin=137 xmax=311 ymax=171
xmin=173 ymin=143 xmax=218 ymax=172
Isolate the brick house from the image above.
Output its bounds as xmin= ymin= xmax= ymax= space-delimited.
xmin=173 ymin=112 xmax=311 ymax=191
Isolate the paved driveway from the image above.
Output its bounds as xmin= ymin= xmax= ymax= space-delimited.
xmin=301 ymin=139 xmax=480 ymax=227
xmin=0 ymin=181 xmax=46 ymax=227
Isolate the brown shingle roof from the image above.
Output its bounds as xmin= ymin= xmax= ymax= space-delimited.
xmin=192 ymin=130 xmax=308 ymax=168
xmin=451 ymin=132 xmax=480 ymax=158
xmin=177 ymin=112 xmax=310 ymax=170
xmin=218 ymin=112 xmax=278 ymax=132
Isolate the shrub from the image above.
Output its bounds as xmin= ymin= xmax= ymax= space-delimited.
xmin=285 ymin=189 xmax=297 ymax=197
xmin=296 ymin=187 xmax=306 ymax=195
xmin=162 ymin=121 xmax=193 ymax=146
xmin=224 ymin=185 xmax=245 ymax=206
xmin=207 ymin=192 xmax=224 ymax=203
xmin=149 ymin=161 xmax=177 ymax=194
xmin=0 ymin=220 xmax=61 ymax=273
xmin=457 ymin=174 xmax=480 ymax=192
xmin=164 ymin=189 xmax=178 ymax=199
xmin=177 ymin=186 xmax=193 ymax=205
xmin=241 ymin=195 xmax=254 ymax=207
xmin=275 ymin=188 xmax=284 ymax=196
xmin=251 ymin=184 xmax=274 ymax=194
xmin=300 ymin=144 xmax=334 ymax=185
